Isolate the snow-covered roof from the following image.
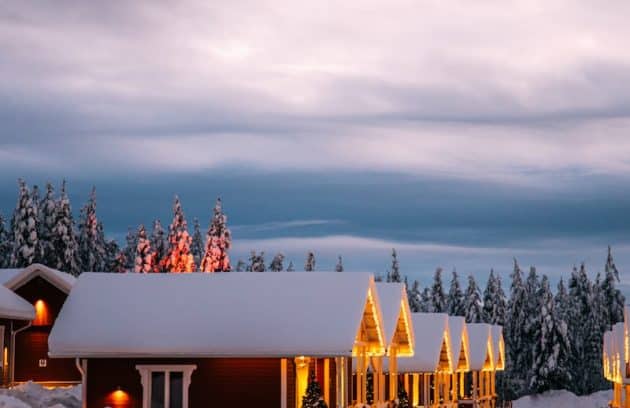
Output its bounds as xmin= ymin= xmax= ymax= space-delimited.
xmin=0 ymin=284 xmax=35 ymax=320
xmin=448 ymin=316 xmax=469 ymax=372
xmin=49 ymin=272 xmax=386 ymax=358
xmin=395 ymin=313 xmax=452 ymax=373
xmin=467 ymin=323 xmax=493 ymax=371
xmin=375 ymin=283 xmax=414 ymax=357
xmin=0 ymin=264 xmax=76 ymax=294
xmin=491 ymin=325 xmax=505 ymax=371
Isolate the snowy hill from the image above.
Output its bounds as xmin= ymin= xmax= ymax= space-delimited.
xmin=0 ymin=382 xmax=80 ymax=408
xmin=514 ymin=389 xmax=612 ymax=408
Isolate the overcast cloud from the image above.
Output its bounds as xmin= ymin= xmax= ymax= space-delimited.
xmin=2 ymin=0 xmax=630 ymax=288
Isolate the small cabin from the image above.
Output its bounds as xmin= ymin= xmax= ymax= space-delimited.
xmin=0 ymin=264 xmax=78 ymax=385
xmin=48 ymin=272 xmax=388 ymax=408
xmin=395 ymin=313 xmax=454 ymax=407
xmin=463 ymin=323 xmax=495 ymax=408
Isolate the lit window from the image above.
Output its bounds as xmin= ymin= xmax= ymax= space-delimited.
xmin=136 ymin=365 xmax=196 ymax=408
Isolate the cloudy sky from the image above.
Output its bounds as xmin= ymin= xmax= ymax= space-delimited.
xmin=2 ymin=0 xmax=630 ymax=290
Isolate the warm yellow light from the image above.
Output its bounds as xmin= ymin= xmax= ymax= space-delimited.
xmin=3 ymin=347 xmax=7 ymax=367
xmin=33 ymin=300 xmax=51 ymax=326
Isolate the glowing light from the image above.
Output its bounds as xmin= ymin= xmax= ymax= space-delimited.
xmin=33 ymin=300 xmax=51 ymax=326
xmin=108 ymin=388 xmax=130 ymax=406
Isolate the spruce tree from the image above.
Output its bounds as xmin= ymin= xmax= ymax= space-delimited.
xmin=482 ymin=269 xmax=498 ymax=324
xmin=567 ymin=263 xmax=592 ymax=394
xmin=447 ymin=269 xmax=465 ymax=317
xmin=190 ymin=218 xmax=204 ymax=271
xmin=464 ymin=274 xmax=483 ymax=323
xmin=529 ymin=275 xmax=571 ymax=393
xmin=407 ymin=279 xmax=423 ymax=312
xmin=269 ymin=253 xmax=285 ymax=272
xmin=0 ymin=214 xmax=11 ymax=267
xmin=39 ymin=182 xmax=57 ymax=268
xmin=77 ymin=187 xmax=106 ymax=272
xmin=301 ymin=372 xmax=328 ymax=408
xmin=134 ymin=225 xmax=154 ymax=273
xmin=52 ymin=180 xmax=79 ymax=275
xmin=523 ymin=266 xmax=541 ymax=385
xmin=150 ymin=219 xmax=168 ymax=272
xmin=335 ymin=255 xmax=343 ymax=272
xmin=10 ymin=179 xmax=40 ymax=267
xmin=601 ymin=246 xmax=625 ymax=327
xmin=419 ymin=287 xmax=431 ymax=312
xmin=505 ymin=259 xmax=528 ymax=398
xmin=583 ymin=269 xmax=607 ymax=393
xmin=199 ymin=198 xmax=232 ymax=272
xmin=163 ymin=196 xmax=195 ymax=273
xmin=430 ymin=267 xmax=446 ymax=313
xmin=387 ymin=248 xmax=401 ymax=282
xmin=286 ymin=260 xmax=295 ymax=272
xmin=304 ymin=251 xmax=316 ymax=271
xmin=247 ymin=251 xmax=266 ymax=272
xmin=123 ymin=227 xmax=137 ymax=271
xmin=494 ymin=274 xmax=508 ymax=326
xmin=104 ymin=239 xmax=121 ymax=272
xmin=554 ymin=278 xmax=569 ymax=324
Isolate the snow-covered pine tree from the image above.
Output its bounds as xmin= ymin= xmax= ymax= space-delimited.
xmin=419 ymin=287 xmax=432 ymax=312
xmin=567 ymin=263 xmax=592 ymax=394
xmin=335 ymin=255 xmax=343 ymax=272
xmin=39 ymin=182 xmax=57 ymax=268
xmin=247 ymin=251 xmax=266 ymax=272
xmin=150 ymin=219 xmax=167 ymax=272
xmin=52 ymin=180 xmax=79 ymax=275
xmin=104 ymin=239 xmax=120 ymax=272
xmin=504 ymin=259 xmax=528 ymax=399
xmin=494 ymin=274 xmax=508 ymax=326
xmin=464 ymin=274 xmax=483 ymax=323
xmin=123 ymin=228 xmax=137 ymax=271
xmin=190 ymin=218 xmax=204 ymax=271
xmin=482 ymin=269 xmax=498 ymax=323
xmin=522 ymin=266 xmax=541 ymax=386
xmin=77 ymin=187 xmax=106 ymax=272
xmin=601 ymin=246 xmax=625 ymax=328
xmin=199 ymin=198 xmax=232 ymax=272
xmin=430 ymin=267 xmax=446 ymax=313
xmin=112 ymin=251 xmax=127 ymax=273
xmin=387 ymin=248 xmax=402 ymax=282
xmin=397 ymin=382 xmax=410 ymax=408
xmin=0 ymin=214 xmax=11 ymax=267
xmin=447 ymin=269 xmax=465 ymax=317
xmin=407 ymin=279 xmax=423 ymax=312
xmin=301 ymin=372 xmax=328 ymax=408
xmin=269 ymin=253 xmax=285 ymax=272
xmin=304 ymin=251 xmax=316 ymax=271
xmin=134 ymin=225 xmax=154 ymax=273
xmin=10 ymin=179 xmax=40 ymax=268
xmin=583 ymin=269 xmax=608 ymax=393
xmin=554 ymin=278 xmax=569 ymax=324
xmin=529 ymin=275 xmax=571 ymax=393
xmin=235 ymin=259 xmax=246 ymax=272
xmin=163 ymin=196 xmax=195 ymax=273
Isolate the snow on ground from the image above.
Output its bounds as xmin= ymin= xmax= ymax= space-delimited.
xmin=514 ymin=389 xmax=612 ymax=408
xmin=0 ymin=382 xmax=80 ymax=408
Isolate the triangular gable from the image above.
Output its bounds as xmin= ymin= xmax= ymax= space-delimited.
xmin=353 ymin=283 xmax=386 ymax=357
xmin=456 ymin=335 xmax=469 ymax=372
xmin=437 ymin=334 xmax=452 ymax=373
xmin=4 ymin=264 xmax=75 ymax=294
xmin=391 ymin=298 xmax=414 ymax=357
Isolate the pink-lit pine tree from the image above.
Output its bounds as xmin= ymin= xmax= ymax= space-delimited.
xmin=134 ymin=224 xmax=154 ymax=273
xmin=163 ymin=196 xmax=195 ymax=273
xmin=200 ymin=198 xmax=232 ymax=272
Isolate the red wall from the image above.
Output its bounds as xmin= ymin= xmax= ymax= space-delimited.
xmin=87 ymin=358 xmax=282 ymax=408
xmin=14 ymin=276 xmax=80 ymax=383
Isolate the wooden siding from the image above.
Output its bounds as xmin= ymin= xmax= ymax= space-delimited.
xmin=87 ymin=358 xmax=283 ymax=408
xmin=13 ymin=276 xmax=80 ymax=383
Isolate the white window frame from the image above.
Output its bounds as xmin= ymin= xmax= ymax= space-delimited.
xmin=136 ymin=364 xmax=197 ymax=408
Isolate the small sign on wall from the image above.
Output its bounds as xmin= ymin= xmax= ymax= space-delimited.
xmin=38 ymin=359 xmax=47 ymax=368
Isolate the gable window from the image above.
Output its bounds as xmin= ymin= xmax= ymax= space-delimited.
xmin=136 ymin=365 xmax=196 ymax=408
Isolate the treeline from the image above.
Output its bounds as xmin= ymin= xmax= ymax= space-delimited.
xmin=383 ymin=248 xmax=624 ymax=399
xmin=0 ymin=179 xmax=232 ymax=274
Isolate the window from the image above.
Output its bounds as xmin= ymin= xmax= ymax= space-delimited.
xmin=136 ymin=365 xmax=196 ymax=408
